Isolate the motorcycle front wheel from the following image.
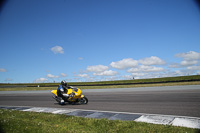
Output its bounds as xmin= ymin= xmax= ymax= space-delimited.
xmin=79 ymin=97 xmax=88 ymax=104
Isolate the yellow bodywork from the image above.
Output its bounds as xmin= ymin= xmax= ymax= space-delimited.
xmin=51 ymin=90 xmax=57 ymax=95
xmin=51 ymin=88 xmax=84 ymax=102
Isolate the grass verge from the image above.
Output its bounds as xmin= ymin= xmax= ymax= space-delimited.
xmin=0 ymin=109 xmax=199 ymax=133
xmin=1 ymin=75 xmax=200 ymax=86
xmin=0 ymin=81 xmax=200 ymax=91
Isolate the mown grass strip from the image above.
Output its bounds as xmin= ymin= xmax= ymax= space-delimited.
xmin=0 ymin=109 xmax=199 ymax=133
xmin=1 ymin=75 xmax=200 ymax=87
xmin=0 ymin=81 xmax=200 ymax=91
xmin=0 ymin=75 xmax=200 ymax=91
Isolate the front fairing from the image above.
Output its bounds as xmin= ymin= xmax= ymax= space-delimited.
xmin=51 ymin=90 xmax=57 ymax=96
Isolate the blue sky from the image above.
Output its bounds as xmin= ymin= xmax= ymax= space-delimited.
xmin=0 ymin=0 xmax=200 ymax=83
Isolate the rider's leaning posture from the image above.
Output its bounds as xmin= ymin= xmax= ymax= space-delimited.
xmin=57 ymin=80 xmax=72 ymax=104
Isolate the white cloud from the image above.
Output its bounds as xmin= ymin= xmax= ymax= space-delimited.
xmin=139 ymin=56 xmax=165 ymax=65
xmin=78 ymin=57 xmax=83 ymax=60
xmin=77 ymin=74 xmax=89 ymax=78
xmin=130 ymin=71 xmax=173 ymax=79
xmin=4 ymin=78 xmax=13 ymax=82
xmin=127 ymin=68 xmax=138 ymax=73
xmin=169 ymin=61 xmax=198 ymax=68
xmin=127 ymin=65 xmax=164 ymax=73
xmin=60 ymin=73 xmax=67 ymax=77
xmin=87 ymin=65 xmax=109 ymax=72
xmin=101 ymin=76 xmax=118 ymax=81
xmin=180 ymin=60 xmax=198 ymax=66
xmin=34 ymin=78 xmax=48 ymax=83
xmin=121 ymin=75 xmax=134 ymax=80
xmin=47 ymin=74 xmax=59 ymax=78
xmin=121 ymin=74 xmax=146 ymax=80
xmin=93 ymin=70 xmax=118 ymax=76
xmin=0 ymin=68 xmax=6 ymax=72
xmin=51 ymin=46 xmax=64 ymax=54
xmin=131 ymin=73 xmax=146 ymax=77
xmin=172 ymin=69 xmax=197 ymax=76
xmin=169 ymin=63 xmax=180 ymax=68
xmin=173 ymin=51 xmax=200 ymax=67
xmin=110 ymin=58 xmax=138 ymax=69
xmin=175 ymin=51 xmax=200 ymax=61
xmin=187 ymin=65 xmax=200 ymax=70
xmin=65 ymin=78 xmax=72 ymax=81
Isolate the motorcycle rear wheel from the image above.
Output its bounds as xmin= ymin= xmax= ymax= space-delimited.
xmin=79 ymin=97 xmax=88 ymax=104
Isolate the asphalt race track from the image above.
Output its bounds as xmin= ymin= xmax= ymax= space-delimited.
xmin=0 ymin=85 xmax=200 ymax=118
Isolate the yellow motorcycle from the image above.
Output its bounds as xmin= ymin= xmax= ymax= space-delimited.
xmin=51 ymin=87 xmax=88 ymax=105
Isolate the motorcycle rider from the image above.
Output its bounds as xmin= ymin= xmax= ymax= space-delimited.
xmin=57 ymin=80 xmax=73 ymax=105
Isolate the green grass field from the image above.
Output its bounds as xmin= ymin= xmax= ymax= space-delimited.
xmin=1 ymin=75 xmax=200 ymax=86
xmin=1 ymin=81 xmax=200 ymax=91
xmin=0 ymin=109 xmax=199 ymax=133
xmin=0 ymin=75 xmax=200 ymax=91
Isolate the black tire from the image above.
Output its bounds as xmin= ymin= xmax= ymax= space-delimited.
xmin=80 ymin=97 xmax=88 ymax=104
xmin=68 ymin=101 xmax=76 ymax=105
xmin=52 ymin=95 xmax=61 ymax=103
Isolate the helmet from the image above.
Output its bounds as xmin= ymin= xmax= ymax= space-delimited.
xmin=61 ymin=80 xmax=67 ymax=87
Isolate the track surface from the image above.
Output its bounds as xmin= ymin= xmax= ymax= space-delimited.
xmin=0 ymin=85 xmax=200 ymax=117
